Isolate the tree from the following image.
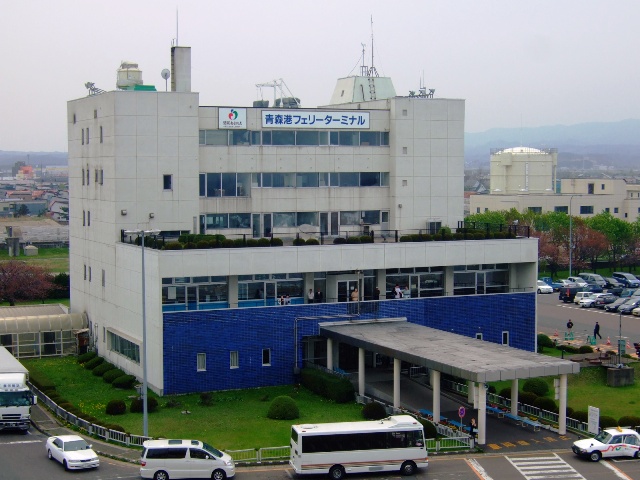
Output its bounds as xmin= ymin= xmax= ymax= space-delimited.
xmin=0 ymin=261 xmax=54 ymax=306
xmin=15 ymin=204 xmax=29 ymax=217
xmin=536 ymin=231 xmax=564 ymax=278
xmin=587 ymin=212 xmax=633 ymax=269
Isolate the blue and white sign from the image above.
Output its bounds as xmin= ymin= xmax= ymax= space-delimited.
xmin=219 ymin=108 xmax=247 ymax=129
xmin=261 ymin=111 xmax=369 ymax=129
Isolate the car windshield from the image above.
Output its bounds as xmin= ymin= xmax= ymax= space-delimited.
xmin=64 ymin=439 xmax=90 ymax=451
xmin=202 ymin=442 xmax=223 ymax=458
xmin=593 ymin=431 xmax=612 ymax=444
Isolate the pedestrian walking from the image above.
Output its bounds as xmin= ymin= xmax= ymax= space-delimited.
xmin=594 ymin=321 xmax=602 ymax=339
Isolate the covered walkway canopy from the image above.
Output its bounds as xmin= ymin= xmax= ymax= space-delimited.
xmin=319 ymin=318 xmax=579 ymax=444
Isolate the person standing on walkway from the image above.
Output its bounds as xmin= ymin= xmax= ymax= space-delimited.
xmin=594 ymin=321 xmax=602 ymax=339
xmin=567 ymin=319 xmax=574 ymax=332
xmin=307 ymin=288 xmax=314 ymax=303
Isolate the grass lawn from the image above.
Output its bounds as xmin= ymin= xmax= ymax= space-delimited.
xmin=23 ymin=356 xmax=364 ymax=451
xmin=0 ymin=247 xmax=69 ymax=274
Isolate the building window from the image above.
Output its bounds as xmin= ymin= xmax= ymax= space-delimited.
xmin=94 ymin=109 xmax=97 ymax=119
xmin=197 ymin=353 xmax=206 ymax=371
xmin=107 ymin=331 xmax=140 ymax=363
xmin=427 ymin=221 xmax=442 ymax=235
xmin=86 ymin=128 xmax=90 ymax=144
xmin=100 ymin=169 xmax=104 ymax=185
xmin=100 ymin=126 xmax=103 ymax=143
xmin=81 ymin=128 xmax=84 ymax=145
xmin=625 ymin=213 xmax=628 ymax=218
xmin=87 ymin=211 xmax=90 ymax=226
xmin=402 ymin=147 xmax=408 ymax=154
xmin=230 ymin=351 xmax=239 ymax=369
xmin=580 ymin=206 xmax=594 ymax=214
xmin=402 ymin=109 xmax=408 ymax=116
xmin=262 ymin=348 xmax=271 ymax=366
xmin=605 ymin=208 xmax=610 ymax=213
xmin=502 ymin=331 xmax=509 ymax=346
xmin=554 ymin=206 xmax=568 ymax=213
xmin=82 ymin=168 xmax=85 ymax=185
xmin=73 ymin=113 xmax=76 ymax=124
xmin=614 ymin=207 xmax=619 ymax=213
xmin=476 ymin=333 xmax=483 ymax=340
xmin=601 ymin=183 xmax=605 ymax=190
xmin=484 ymin=208 xmax=489 ymax=212
xmin=88 ymin=266 xmax=92 ymax=282
xmin=528 ymin=207 xmax=542 ymax=214
xmin=84 ymin=264 xmax=87 ymax=280
xmin=102 ymin=269 xmax=105 ymax=287
xmin=95 ymin=169 xmax=99 ymax=183
xmin=86 ymin=167 xmax=90 ymax=185
xmin=163 ymin=174 xmax=173 ymax=190
xmin=82 ymin=210 xmax=86 ymax=226
xmin=588 ymin=183 xmax=594 ymax=194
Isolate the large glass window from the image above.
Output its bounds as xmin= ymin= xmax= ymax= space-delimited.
xmin=360 ymin=172 xmax=380 ymax=186
xmin=339 ymin=131 xmax=359 ymax=146
xmin=274 ymin=212 xmax=296 ymax=227
xmin=251 ymin=131 xmax=262 ymax=145
xmin=206 ymin=173 xmax=221 ymax=197
xmin=339 ymin=172 xmax=359 ymax=187
xmin=204 ymin=130 xmax=228 ymax=145
xmin=296 ymin=131 xmax=320 ymax=146
xmin=340 ymin=211 xmax=361 ymax=225
xmin=108 ymin=331 xmax=140 ymax=363
xmin=272 ymin=173 xmax=295 ymax=187
xmin=236 ymin=173 xmax=250 ymax=196
xmin=361 ymin=210 xmax=380 ymax=224
xmin=207 ymin=214 xmax=228 ymax=229
xmin=272 ymin=130 xmax=295 ymax=145
xmin=359 ymin=131 xmax=380 ymax=146
xmin=297 ymin=212 xmax=318 ymax=226
xmin=231 ymin=130 xmax=250 ymax=145
xmin=221 ymin=173 xmax=236 ymax=197
xmin=229 ymin=213 xmax=251 ymax=228
xmin=199 ymin=173 xmax=206 ymax=196
xmin=296 ymin=173 xmax=318 ymax=187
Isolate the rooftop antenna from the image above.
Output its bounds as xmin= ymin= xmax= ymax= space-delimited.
xmin=176 ymin=8 xmax=179 ymax=46
xmin=370 ymin=16 xmax=374 ymax=73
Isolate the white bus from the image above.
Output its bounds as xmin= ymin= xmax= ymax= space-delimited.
xmin=289 ymin=415 xmax=428 ymax=479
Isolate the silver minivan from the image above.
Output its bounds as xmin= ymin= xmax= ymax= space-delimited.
xmin=578 ymin=273 xmax=606 ymax=287
xmin=140 ymin=439 xmax=235 ymax=480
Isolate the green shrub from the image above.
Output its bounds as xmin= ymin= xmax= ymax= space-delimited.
xmin=533 ymin=396 xmax=558 ymax=413
xmin=537 ymin=334 xmax=554 ymax=349
xmin=92 ymin=362 xmax=116 ymax=377
xmin=487 ymin=385 xmax=496 ymax=394
xmin=200 ymin=392 xmax=214 ymax=406
xmin=493 ymin=232 xmax=506 ymax=239
xmin=359 ymin=235 xmax=373 ymax=243
xmin=346 ymin=236 xmax=361 ymax=244
xmin=419 ymin=418 xmax=438 ymax=439
xmin=618 ymin=416 xmax=640 ymax=427
xmin=78 ymin=412 xmax=100 ymax=424
xmin=300 ymin=368 xmax=354 ymax=403
xmin=267 ymin=395 xmax=299 ymax=420
xmin=103 ymin=368 xmax=126 ymax=384
xmin=246 ymin=239 xmax=258 ymax=247
xmin=523 ymin=378 xmax=549 ymax=396
xmin=578 ymin=345 xmax=594 ymax=354
xmin=269 ymin=237 xmax=283 ymax=246
xmin=557 ymin=344 xmax=580 ymax=354
xmin=130 ymin=396 xmax=159 ymax=413
xmin=106 ymin=399 xmax=127 ymax=415
xmin=600 ymin=415 xmax=618 ymax=428
xmin=499 ymin=387 xmax=511 ymax=399
xmin=84 ymin=356 xmax=104 ymax=370
xmin=163 ymin=241 xmax=183 ymax=250
xmin=399 ymin=235 xmax=412 ymax=242
xmin=333 ymin=237 xmax=347 ymax=244
xmin=104 ymin=424 xmax=126 ymax=432
xmin=292 ymin=237 xmax=306 ymax=246
xmin=518 ymin=391 xmax=538 ymax=406
xmin=361 ymin=402 xmax=387 ymax=420
xmin=184 ymin=242 xmax=198 ymax=249
xmin=566 ymin=407 xmax=574 ymax=418
xmin=572 ymin=410 xmax=588 ymax=423
xmin=305 ymin=238 xmax=320 ymax=245
xmin=196 ymin=240 xmax=212 ymax=249
xmin=112 ymin=374 xmax=137 ymax=389
xmin=28 ymin=371 xmax=56 ymax=393
xmin=164 ymin=398 xmax=182 ymax=409
xmin=77 ymin=351 xmax=97 ymax=364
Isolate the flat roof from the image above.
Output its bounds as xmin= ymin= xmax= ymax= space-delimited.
xmin=319 ymin=318 xmax=579 ymax=383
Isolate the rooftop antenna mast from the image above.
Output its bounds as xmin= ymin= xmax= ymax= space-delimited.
xmin=360 ymin=16 xmax=378 ymax=77
xmin=176 ymin=8 xmax=179 ymax=46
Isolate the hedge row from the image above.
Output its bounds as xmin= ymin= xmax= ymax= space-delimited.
xmin=300 ymin=368 xmax=354 ymax=403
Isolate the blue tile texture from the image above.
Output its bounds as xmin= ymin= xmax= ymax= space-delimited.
xmin=163 ymin=293 xmax=536 ymax=394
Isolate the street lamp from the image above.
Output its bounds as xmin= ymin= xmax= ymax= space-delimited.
xmin=619 ymin=311 xmax=623 ymax=365
xmin=124 ymin=228 xmax=160 ymax=437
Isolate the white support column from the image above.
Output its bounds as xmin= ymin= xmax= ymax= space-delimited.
xmin=431 ymin=370 xmax=441 ymax=423
xmin=511 ymin=379 xmax=519 ymax=416
xmin=358 ymin=347 xmax=365 ymax=397
xmin=228 ymin=275 xmax=238 ymax=308
xmin=558 ymin=374 xmax=567 ymax=435
xmin=477 ymin=381 xmax=487 ymax=445
xmin=393 ymin=358 xmax=401 ymax=410
xmin=467 ymin=380 xmax=475 ymax=404
xmin=326 ymin=338 xmax=333 ymax=371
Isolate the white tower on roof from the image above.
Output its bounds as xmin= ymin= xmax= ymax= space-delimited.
xmin=489 ymin=147 xmax=558 ymax=195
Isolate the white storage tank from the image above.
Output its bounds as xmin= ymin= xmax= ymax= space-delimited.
xmin=116 ymin=61 xmax=143 ymax=89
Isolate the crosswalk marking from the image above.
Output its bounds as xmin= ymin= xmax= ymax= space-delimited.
xmin=506 ymin=453 xmax=585 ymax=479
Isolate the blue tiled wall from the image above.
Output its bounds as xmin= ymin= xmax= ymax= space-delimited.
xmin=163 ymin=292 xmax=536 ymax=394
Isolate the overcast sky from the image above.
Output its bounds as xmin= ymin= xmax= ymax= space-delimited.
xmin=2 ymin=0 xmax=638 ymax=152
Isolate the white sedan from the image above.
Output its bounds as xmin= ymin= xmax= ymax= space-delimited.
xmin=536 ymin=280 xmax=553 ymax=294
xmin=573 ymin=427 xmax=640 ymax=461
xmin=579 ymin=293 xmax=605 ymax=308
xmin=46 ymin=434 xmax=100 ymax=470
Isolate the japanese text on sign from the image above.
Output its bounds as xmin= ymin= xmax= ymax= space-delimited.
xmin=261 ymin=111 xmax=370 ymax=129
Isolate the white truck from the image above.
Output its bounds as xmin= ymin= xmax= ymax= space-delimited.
xmin=0 ymin=346 xmax=37 ymax=431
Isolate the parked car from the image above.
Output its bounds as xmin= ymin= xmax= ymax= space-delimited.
xmin=567 ymin=276 xmax=588 ymax=287
xmin=620 ymin=288 xmax=638 ymax=298
xmin=612 ymin=272 xmax=640 ymax=288
xmin=578 ymin=273 xmax=607 ymax=287
xmin=572 ymin=427 xmax=640 ymax=461
xmin=618 ymin=298 xmax=640 ymax=314
xmin=559 ymin=286 xmax=583 ymax=303
xmin=558 ymin=279 xmax=578 ymax=289
xmin=583 ymin=282 xmax=604 ymax=293
xmin=579 ymin=293 xmax=605 ymax=308
xmin=604 ymin=277 xmax=624 ymax=289
xmin=574 ymin=291 xmax=593 ymax=305
xmin=632 ymin=307 xmax=640 ymax=317
xmin=539 ymin=277 xmax=564 ymax=291
xmin=46 ymin=435 xmax=100 ymax=470
xmin=593 ymin=293 xmax=617 ymax=308
xmin=604 ymin=297 xmax=635 ymax=312
xmin=536 ymin=280 xmax=553 ymax=294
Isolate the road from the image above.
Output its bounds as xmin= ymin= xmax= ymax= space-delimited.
xmin=537 ymin=292 xmax=640 ymax=351
xmin=2 ymin=430 xmax=640 ymax=480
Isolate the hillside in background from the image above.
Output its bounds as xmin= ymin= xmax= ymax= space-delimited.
xmin=465 ymin=118 xmax=640 ymax=169
xmin=1 ymin=119 xmax=639 ymax=171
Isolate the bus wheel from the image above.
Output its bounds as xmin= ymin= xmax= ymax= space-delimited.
xmin=400 ymin=460 xmax=417 ymax=476
xmin=329 ymin=465 xmax=345 ymax=479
